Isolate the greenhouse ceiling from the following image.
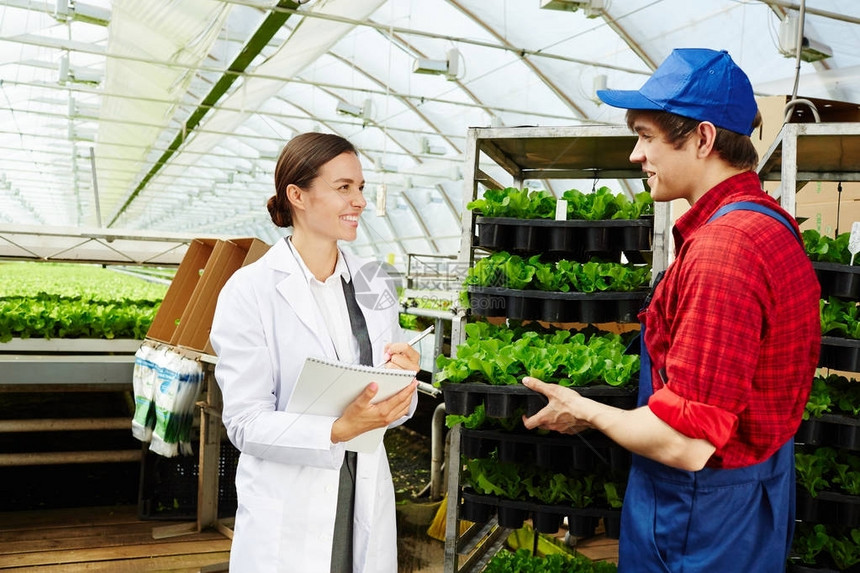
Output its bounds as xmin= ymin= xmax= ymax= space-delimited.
xmin=1 ymin=0 xmax=859 ymax=266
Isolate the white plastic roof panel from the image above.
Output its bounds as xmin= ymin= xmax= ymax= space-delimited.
xmin=96 ymin=1 xmax=231 ymax=224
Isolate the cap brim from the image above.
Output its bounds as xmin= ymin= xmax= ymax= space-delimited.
xmin=596 ymin=89 xmax=663 ymax=111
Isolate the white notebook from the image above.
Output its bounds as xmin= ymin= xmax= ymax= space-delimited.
xmin=287 ymin=356 xmax=417 ymax=453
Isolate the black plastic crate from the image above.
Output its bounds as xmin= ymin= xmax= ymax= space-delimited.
xmin=138 ymin=436 xmax=239 ymax=521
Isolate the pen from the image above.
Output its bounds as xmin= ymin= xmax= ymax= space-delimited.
xmin=406 ymin=325 xmax=435 ymax=347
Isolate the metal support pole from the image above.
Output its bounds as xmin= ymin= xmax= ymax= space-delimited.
xmin=430 ymin=402 xmax=447 ymax=500
xmin=89 ymin=146 xmax=103 ymax=227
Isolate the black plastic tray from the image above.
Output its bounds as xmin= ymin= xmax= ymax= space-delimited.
xmin=795 ymin=413 xmax=860 ymax=450
xmin=796 ymin=488 xmax=860 ymax=527
xmin=138 ymin=438 xmax=238 ymax=521
xmin=443 ymin=382 xmax=637 ymax=418
xmin=475 ymin=216 xmax=653 ymax=258
xmin=460 ymin=428 xmax=631 ymax=474
xmin=813 ymin=261 xmax=860 ymax=301
xmin=468 ymin=286 xmax=647 ymax=323
xmin=460 ymin=490 xmax=621 ymax=537
xmin=819 ymin=336 xmax=860 ymax=372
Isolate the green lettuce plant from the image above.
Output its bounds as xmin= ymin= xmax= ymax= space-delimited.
xmin=435 ymin=322 xmax=639 ymax=388
xmin=0 ymin=263 xmax=166 ymax=341
xmin=484 ymin=548 xmax=618 ymax=573
xmin=468 ymin=186 xmax=653 ymax=220
xmin=795 ymin=446 xmax=860 ymax=497
xmin=804 ymin=229 xmax=856 ymax=265
xmin=464 ymin=252 xmax=651 ymax=293
xmin=793 ymin=523 xmax=860 ymax=570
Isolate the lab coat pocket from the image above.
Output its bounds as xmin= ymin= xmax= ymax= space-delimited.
xmin=232 ymin=492 xmax=285 ymax=571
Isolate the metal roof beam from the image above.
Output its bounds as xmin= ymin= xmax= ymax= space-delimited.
xmin=399 ymin=193 xmax=439 ymax=252
xmin=760 ymin=1 xmax=860 ymax=25
xmin=218 ymin=0 xmax=651 ymax=77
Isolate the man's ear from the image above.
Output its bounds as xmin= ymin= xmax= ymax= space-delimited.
xmin=286 ymin=183 xmax=305 ymax=212
xmin=695 ymin=122 xmax=717 ymax=158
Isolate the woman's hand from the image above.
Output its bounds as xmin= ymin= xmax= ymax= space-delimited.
xmin=381 ymin=341 xmax=420 ymax=371
xmin=521 ymin=376 xmax=594 ymax=435
xmin=331 ymin=379 xmax=418 ymax=443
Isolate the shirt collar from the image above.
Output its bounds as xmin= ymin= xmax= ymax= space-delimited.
xmin=286 ymin=236 xmax=351 ymax=286
xmin=672 ymin=171 xmax=761 ymax=252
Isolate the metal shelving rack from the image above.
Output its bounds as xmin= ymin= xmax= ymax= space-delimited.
xmin=757 ymin=120 xmax=860 ymax=570
xmin=756 ymin=121 xmax=860 ymax=217
xmin=443 ymin=125 xmax=671 ymax=572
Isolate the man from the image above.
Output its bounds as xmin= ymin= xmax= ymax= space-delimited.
xmin=522 ymin=48 xmax=820 ymax=572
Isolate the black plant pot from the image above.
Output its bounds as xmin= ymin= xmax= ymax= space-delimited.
xmin=813 ymin=261 xmax=860 ymax=300
xmin=485 ymin=392 xmax=517 ymax=419
xmin=468 ymin=290 xmax=507 ymax=318
xmin=547 ymin=227 xmax=583 ymax=255
xmin=497 ymin=504 xmax=528 ymax=529
xmin=819 ymin=336 xmax=860 ymax=371
xmin=533 ymin=511 xmax=563 ymax=533
xmin=476 ymin=221 xmax=510 ymax=251
xmin=541 ymin=297 xmax=580 ymax=323
xmin=498 ymin=439 xmax=525 ymax=463
xmin=832 ymin=416 xmax=860 ymax=451
xmin=535 ymin=442 xmax=569 ymax=472
xmin=526 ymin=393 xmax=549 ymax=417
xmin=617 ymin=223 xmax=653 ymax=252
xmin=584 ymin=227 xmax=612 ymax=252
xmin=461 ymin=434 xmax=492 ymax=459
xmin=460 ymin=497 xmax=493 ymax=523
xmin=609 ymin=447 xmax=633 ymax=473
xmin=570 ymin=447 xmax=596 ymax=472
xmin=811 ymin=413 xmax=860 ymax=451
xmin=797 ymin=489 xmax=860 ymax=527
xmin=795 ymin=418 xmax=823 ymax=446
xmin=567 ymin=514 xmax=600 ymax=538
xmin=441 ymin=385 xmax=484 ymax=417
xmin=603 ymin=515 xmax=622 ymax=539
xmin=514 ymin=225 xmax=545 ymax=252
xmin=506 ymin=294 xmax=542 ymax=321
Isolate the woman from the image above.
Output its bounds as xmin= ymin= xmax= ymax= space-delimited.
xmin=210 ymin=132 xmax=420 ymax=572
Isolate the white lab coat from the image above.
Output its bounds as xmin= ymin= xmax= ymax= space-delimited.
xmin=210 ymin=238 xmax=416 ymax=573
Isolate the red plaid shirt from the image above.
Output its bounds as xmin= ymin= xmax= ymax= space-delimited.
xmin=639 ymin=171 xmax=821 ymax=469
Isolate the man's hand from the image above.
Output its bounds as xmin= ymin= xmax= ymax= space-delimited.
xmin=521 ymin=376 xmax=595 ymax=434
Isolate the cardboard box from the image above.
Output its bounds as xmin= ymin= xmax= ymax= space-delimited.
xmin=795 ymin=181 xmax=860 ymax=237
xmin=146 ymin=238 xmax=218 ymax=345
xmin=171 ymin=237 xmax=270 ymax=354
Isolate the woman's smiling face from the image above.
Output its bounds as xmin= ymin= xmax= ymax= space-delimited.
xmin=300 ymin=151 xmax=366 ymax=243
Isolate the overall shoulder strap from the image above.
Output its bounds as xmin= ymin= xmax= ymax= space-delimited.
xmin=706 ymin=200 xmax=801 ymax=244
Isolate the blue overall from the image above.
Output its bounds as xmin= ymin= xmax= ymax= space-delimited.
xmin=617 ymin=202 xmax=801 ymax=573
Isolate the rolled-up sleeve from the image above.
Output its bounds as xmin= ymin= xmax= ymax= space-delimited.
xmin=648 ymin=386 xmax=738 ymax=448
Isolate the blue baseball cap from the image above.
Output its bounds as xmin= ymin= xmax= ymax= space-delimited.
xmin=597 ymin=48 xmax=757 ymax=136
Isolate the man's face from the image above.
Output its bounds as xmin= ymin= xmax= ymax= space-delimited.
xmin=629 ymin=116 xmax=699 ymax=203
